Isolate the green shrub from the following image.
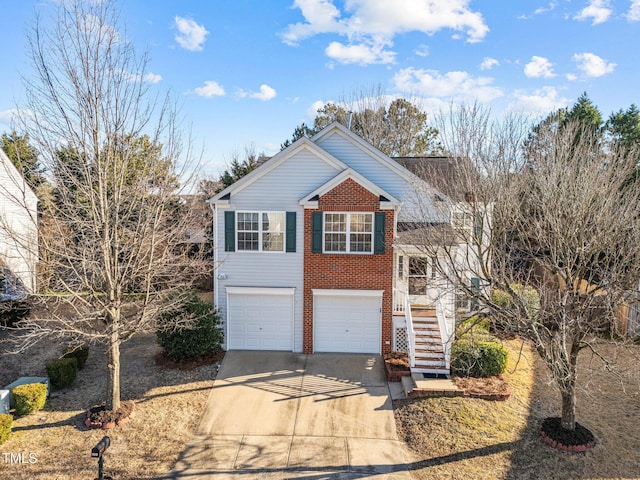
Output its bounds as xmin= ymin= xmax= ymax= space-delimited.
xmin=0 ymin=414 xmax=12 ymax=445
xmin=457 ymin=315 xmax=491 ymax=334
xmin=63 ymin=345 xmax=90 ymax=369
xmin=12 ymin=383 xmax=47 ymax=416
xmin=491 ymin=284 xmax=540 ymax=315
xmin=46 ymin=357 xmax=78 ymax=389
xmin=156 ymin=293 xmax=223 ymax=361
xmin=451 ymin=339 xmax=508 ymax=378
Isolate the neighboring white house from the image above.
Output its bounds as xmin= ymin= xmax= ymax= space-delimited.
xmin=0 ymin=148 xmax=38 ymax=293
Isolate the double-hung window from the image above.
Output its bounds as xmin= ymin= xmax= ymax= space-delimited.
xmin=323 ymin=212 xmax=373 ymax=253
xmin=236 ymin=211 xmax=284 ymax=252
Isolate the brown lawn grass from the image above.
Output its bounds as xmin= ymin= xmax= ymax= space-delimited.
xmin=395 ymin=338 xmax=640 ymax=480
xmin=0 ymin=332 xmax=218 ymax=479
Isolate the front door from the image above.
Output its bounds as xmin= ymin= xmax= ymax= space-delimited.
xmin=406 ymin=256 xmax=437 ymax=306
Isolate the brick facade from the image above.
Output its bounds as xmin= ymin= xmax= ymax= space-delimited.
xmin=303 ymin=178 xmax=394 ymax=354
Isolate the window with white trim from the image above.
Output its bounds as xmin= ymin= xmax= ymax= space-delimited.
xmin=323 ymin=212 xmax=373 ymax=253
xmin=236 ymin=211 xmax=284 ymax=252
xmin=452 ymin=211 xmax=473 ymax=240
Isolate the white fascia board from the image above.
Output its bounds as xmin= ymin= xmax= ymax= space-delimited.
xmin=312 ymin=288 xmax=384 ymax=297
xmin=207 ymin=137 xmax=347 ymax=204
xmin=298 ymin=168 xmax=400 ymax=207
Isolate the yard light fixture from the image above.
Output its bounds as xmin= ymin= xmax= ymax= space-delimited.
xmin=91 ymin=436 xmax=113 ymax=480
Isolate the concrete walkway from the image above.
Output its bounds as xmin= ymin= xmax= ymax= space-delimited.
xmin=170 ymin=351 xmax=415 ymax=479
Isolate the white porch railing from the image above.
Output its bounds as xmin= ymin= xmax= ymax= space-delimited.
xmin=393 ymin=288 xmax=415 ymax=367
xmin=393 ymin=288 xmax=406 ymax=313
xmin=436 ymin=297 xmax=453 ymax=370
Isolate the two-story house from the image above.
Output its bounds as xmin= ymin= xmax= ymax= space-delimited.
xmin=208 ymin=122 xmax=476 ymax=374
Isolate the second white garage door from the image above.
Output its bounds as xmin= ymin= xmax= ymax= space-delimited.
xmin=227 ymin=287 xmax=294 ymax=351
xmin=313 ymin=290 xmax=382 ymax=354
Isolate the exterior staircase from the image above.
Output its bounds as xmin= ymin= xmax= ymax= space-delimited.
xmin=410 ymin=306 xmax=449 ymax=374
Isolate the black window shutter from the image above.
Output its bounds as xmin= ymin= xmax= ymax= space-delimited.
xmin=312 ymin=212 xmax=322 ymax=253
xmin=374 ymin=212 xmax=385 ymax=254
xmin=474 ymin=212 xmax=483 ymax=243
xmin=286 ymin=212 xmax=296 ymax=252
xmin=224 ymin=211 xmax=235 ymax=252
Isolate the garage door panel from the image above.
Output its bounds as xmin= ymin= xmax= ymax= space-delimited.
xmin=228 ymin=292 xmax=293 ymax=351
xmin=314 ymin=294 xmax=381 ymax=354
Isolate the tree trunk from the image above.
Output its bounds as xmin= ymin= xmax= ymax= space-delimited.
xmin=561 ymin=388 xmax=576 ymax=431
xmin=107 ymin=333 xmax=121 ymax=412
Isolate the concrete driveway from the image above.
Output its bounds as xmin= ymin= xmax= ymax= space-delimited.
xmin=170 ymin=351 xmax=415 ymax=479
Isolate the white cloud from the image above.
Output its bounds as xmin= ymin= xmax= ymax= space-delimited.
xmin=125 ymin=72 xmax=162 ymax=84
xmin=414 ymin=44 xmax=429 ymax=57
xmin=307 ymin=100 xmax=328 ymax=119
xmin=194 ymin=81 xmax=226 ymax=98
xmin=174 ymin=16 xmax=209 ymax=51
xmin=510 ymin=87 xmax=569 ymax=115
xmin=480 ymin=57 xmax=499 ymax=70
xmin=574 ymin=0 xmax=612 ymax=25
xmin=518 ymin=1 xmax=558 ymax=19
xmin=628 ymin=0 xmax=640 ymax=21
xmin=572 ymin=52 xmax=616 ymax=77
xmin=238 ymin=84 xmax=277 ymax=101
xmin=566 ymin=73 xmax=578 ymax=81
xmin=143 ymin=73 xmax=162 ymax=84
xmin=0 ymin=109 xmax=19 ymax=128
xmin=524 ymin=56 xmax=555 ymax=78
xmin=325 ymin=41 xmax=395 ymax=65
xmin=281 ymin=0 xmax=488 ymax=66
xmin=392 ymin=67 xmax=503 ymax=102
xmin=534 ymin=1 xmax=558 ymax=15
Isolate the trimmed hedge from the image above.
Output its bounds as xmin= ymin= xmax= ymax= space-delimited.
xmin=0 ymin=413 xmax=12 ymax=445
xmin=451 ymin=339 xmax=508 ymax=378
xmin=156 ymin=293 xmax=223 ymax=361
xmin=46 ymin=357 xmax=78 ymax=389
xmin=63 ymin=345 xmax=90 ymax=369
xmin=12 ymin=383 xmax=47 ymax=416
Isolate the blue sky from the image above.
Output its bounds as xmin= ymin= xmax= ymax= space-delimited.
xmin=0 ymin=0 xmax=638 ymax=177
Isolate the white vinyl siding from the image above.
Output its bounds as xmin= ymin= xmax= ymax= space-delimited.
xmin=214 ymin=149 xmax=342 ymax=352
xmin=315 ymin=132 xmax=447 ymax=223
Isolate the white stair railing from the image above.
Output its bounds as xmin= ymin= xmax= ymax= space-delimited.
xmin=405 ymin=291 xmax=416 ymax=368
xmin=436 ymin=297 xmax=453 ymax=370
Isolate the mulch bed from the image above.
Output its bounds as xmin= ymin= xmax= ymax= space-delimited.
xmin=453 ymin=375 xmax=512 ymax=400
xmin=85 ymin=400 xmax=135 ymax=429
xmin=539 ymin=417 xmax=597 ymax=453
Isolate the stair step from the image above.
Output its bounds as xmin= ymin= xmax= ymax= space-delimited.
xmin=411 ymin=367 xmax=451 ymax=375
xmin=415 ymin=352 xmax=444 ymax=361
xmin=414 ymin=359 xmax=448 ymax=368
xmin=414 ymin=335 xmax=441 ymax=342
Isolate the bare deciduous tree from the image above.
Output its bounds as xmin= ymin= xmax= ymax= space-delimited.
xmin=11 ymin=0 xmax=207 ymax=411
xmin=410 ymin=103 xmax=640 ymax=433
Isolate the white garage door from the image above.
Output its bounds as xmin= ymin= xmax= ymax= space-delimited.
xmin=314 ymin=291 xmax=382 ymax=353
xmin=227 ymin=288 xmax=294 ymax=351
